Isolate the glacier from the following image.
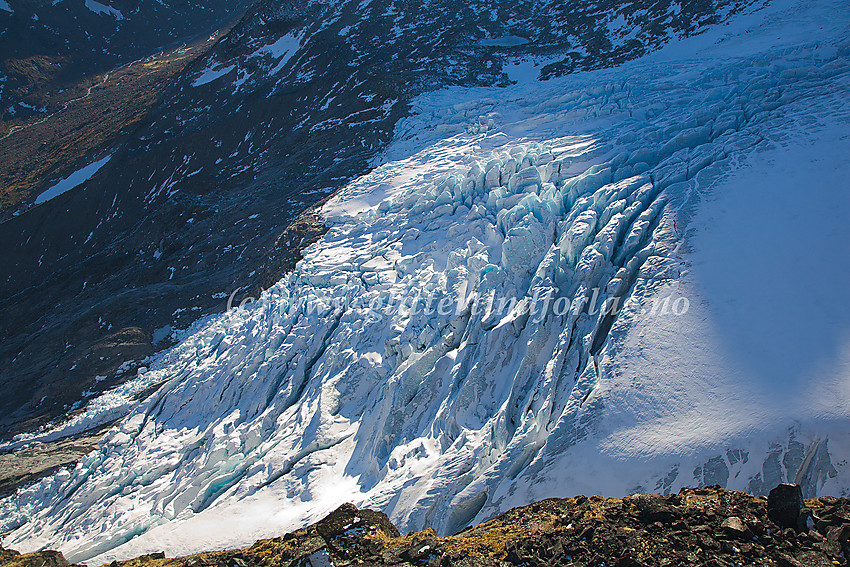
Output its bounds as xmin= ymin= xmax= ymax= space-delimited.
xmin=2 ymin=0 xmax=850 ymax=563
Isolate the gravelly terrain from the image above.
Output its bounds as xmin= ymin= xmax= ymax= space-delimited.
xmin=2 ymin=484 xmax=846 ymax=567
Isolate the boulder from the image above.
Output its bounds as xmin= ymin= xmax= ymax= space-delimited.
xmin=315 ymin=503 xmax=400 ymax=539
xmin=720 ymin=516 xmax=749 ymax=538
xmin=767 ymin=484 xmax=804 ymax=529
xmin=629 ymin=494 xmax=680 ymax=524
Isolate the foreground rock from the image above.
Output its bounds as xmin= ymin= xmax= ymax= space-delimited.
xmin=3 ymin=485 xmax=850 ymax=567
xmin=767 ymin=483 xmax=806 ymax=530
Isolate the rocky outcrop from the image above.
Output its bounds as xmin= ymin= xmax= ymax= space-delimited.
xmin=0 ymin=424 xmax=113 ymax=497
xmin=0 ymin=548 xmax=71 ymax=567
xmin=4 ymin=485 xmax=850 ymax=567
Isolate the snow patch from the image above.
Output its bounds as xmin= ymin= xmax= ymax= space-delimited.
xmin=34 ymin=155 xmax=113 ymax=205
xmin=84 ymin=0 xmax=123 ymax=19
xmin=249 ymin=32 xmax=301 ymax=75
xmin=479 ymin=36 xmax=530 ymax=47
xmin=193 ymin=65 xmax=236 ymax=87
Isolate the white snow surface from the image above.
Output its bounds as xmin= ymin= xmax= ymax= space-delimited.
xmin=84 ymin=0 xmax=123 ymax=19
xmin=193 ymin=65 xmax=237 ymax=88
xmin=250 ymin=32 xmax=301 ymax=68
xmin=34 ymin=154 xmax=113 ymax=205
xmin=3 ymin=0 xmax=850 ymax=563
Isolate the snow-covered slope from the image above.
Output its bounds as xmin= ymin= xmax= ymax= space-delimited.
xmin=2 ymin=0 xmax=850 ymax=562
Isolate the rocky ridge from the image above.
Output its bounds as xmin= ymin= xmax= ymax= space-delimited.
xmin=0 ymin=423 xmax=115 ymax=498
xmin=2 ymin=484 xmax=848 ymax=567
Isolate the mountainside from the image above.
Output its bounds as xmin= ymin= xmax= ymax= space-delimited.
xmin=0 ymin=0 xmax=253 ymax=116
xmin=2 ymin=0 xmax=849 ymax=564
xmin=0 ymin=0 xmax=254 ymax=438
xmin=0 ymin=0 xmax=755 ymax=441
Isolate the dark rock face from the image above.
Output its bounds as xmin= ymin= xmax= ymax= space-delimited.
xmin=4 ymin=486 xmax=850 ymax=567
xmin=768 ymin=483 xmax=805 ymax=529
xmin=0 ymin=0 xmax=254 ymax=115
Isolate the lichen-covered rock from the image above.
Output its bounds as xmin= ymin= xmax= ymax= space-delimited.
xmin=0 ymin=550 xmax=72 ymax=567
